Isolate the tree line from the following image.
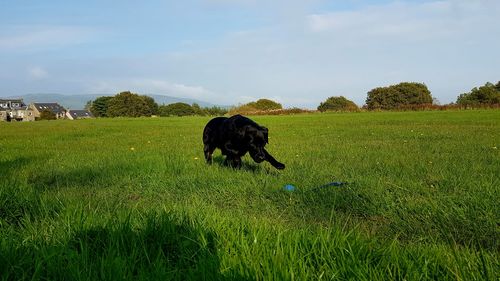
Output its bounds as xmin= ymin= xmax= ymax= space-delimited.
xmin=456 ymin=82 xmax=500 ymax=106
xmin=87 ymin=91 xmax=227 ymax=117
xmin=86 ymin=81 xmax=499 ymax=118
xmin=316 ymin=81 xmax=500 ymax=112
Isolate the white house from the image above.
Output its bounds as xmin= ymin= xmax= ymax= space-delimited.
xmin=0 ymin=99 xmax=35 ymax=121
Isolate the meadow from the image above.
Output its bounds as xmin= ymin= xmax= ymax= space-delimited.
xmin=0 ymin=110 xmax=499 ymax=280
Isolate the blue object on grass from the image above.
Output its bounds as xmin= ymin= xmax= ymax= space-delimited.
xmin=319 ymin=182 xmax=348 ymax=188
xmin=283 ymin=184 xmax=296 ymax=191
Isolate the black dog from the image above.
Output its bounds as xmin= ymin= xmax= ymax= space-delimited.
xmin=203 ymin=114 xmax=285 ymax=170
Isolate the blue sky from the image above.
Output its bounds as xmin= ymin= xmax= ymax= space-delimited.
xmin=1 ymin=0 xmax=499 ymax=107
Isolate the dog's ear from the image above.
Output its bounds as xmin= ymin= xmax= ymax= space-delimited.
xmin=262 ymin=127 xmax=269 ymax=143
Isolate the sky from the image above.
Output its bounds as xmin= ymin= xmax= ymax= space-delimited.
xmin=0 ymin=0 xmax=499 ymax=108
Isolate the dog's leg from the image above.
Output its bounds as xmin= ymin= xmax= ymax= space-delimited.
xmin=225 ymin=155 xmax=242 ymax=169
xmin=231 ymin=156 xmax=242 ymax=169
xmin=233 ymin=157 xmax=241 ymax=169
xmin=263 ymin=149 xmax=285 ymax=170
xmin=204 ymin=144 xmax=215 ymax=164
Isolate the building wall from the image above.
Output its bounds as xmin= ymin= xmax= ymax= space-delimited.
xmin=56 ymin=112 xmax=66 ymax=119
xmin=0 ymin=100 xmax=35 ymax=121
xmin=29 ymin=104 xmax=42 ymax=118
xmin=22 ymin=109 xmax=35 ymax=121
xmin=0 ymin=109 xmax=35 ymax=122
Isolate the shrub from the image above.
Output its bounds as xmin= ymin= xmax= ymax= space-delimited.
xmin=39 ymin=109 xmax=57 ymax=120
xmin=229 ymin=107 xmax=313 ymax=116
xmin=229 ymin=99 xmax=283 ymax=115
xmin=456 ymin=82 xmax=500 ymax=106
xmin=246 ymin=99 xmax=282 ymax=111
xmin=158 ymin=103 xmax=196 ymax=117
xmin=318 ymin=96 xmax=359 ymax=112
xmin=365 ymin=82 xmax=433 ymax=110
xmin=106 ymin=91 xmax=159 ymax=117
xmin=203 ymin=106 xmax=228 ymax=116
xmin=89 ymin=96 xmax=113 ymax=117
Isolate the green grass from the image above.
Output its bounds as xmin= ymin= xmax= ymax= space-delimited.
xmin=1 ymin=110 xmax=499 ymax=280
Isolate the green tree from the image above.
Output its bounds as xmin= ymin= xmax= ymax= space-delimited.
xmin=158 ymin=103 xmax=195 ymax=116
xmin=246 ymin=99 xmax=282 ymax=111
xmin=318 ymin=96 xmax=358 ymax=112
xmin=191 ymin=103 xmax=206 ymax=116
xmin=39 ymin=109 xmax=57 ymax=120
xmin=365 ymin=87 xmax=401 ymax=110
xmin=107 ymin=91 xmax=159 ymax=117
xmin=365 ymin=82 xmax=433 ymax=110
xmin=89 ymin=96 xmax=113 ymax=117
xmin=204 ymin=106 xmax=228 ymax=116
xmin=457 ymin=82 xmax=500 ymax=105
xmin=143 ymin=95 xmax=159 ymax=115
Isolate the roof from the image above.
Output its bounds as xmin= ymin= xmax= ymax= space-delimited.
xmin=67 ymin=109 xmax=94 ymax=119
xmin=0 ymin=99 xmax=26 ymax=109
xmin=33 ymin=103 xmax=66 ymax=113
xmin=11 ymin=106 xmax=29 ymax=110
xmin=0 ymin=99 xmax=23 ymax=103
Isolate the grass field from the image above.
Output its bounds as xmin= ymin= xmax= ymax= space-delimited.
xmin=1 ymin=110 xmax=499 ymax=280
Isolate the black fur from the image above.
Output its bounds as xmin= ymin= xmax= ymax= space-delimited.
xmin=203 ymin=114 xmax=285 ymax=170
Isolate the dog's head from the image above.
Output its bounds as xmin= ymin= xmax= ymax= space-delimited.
xmin=240 ymin=125 xmax=268 ymax=163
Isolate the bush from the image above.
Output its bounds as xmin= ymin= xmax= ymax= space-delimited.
xmin=158 ymin=103 xmax=196 ymax=117
xmin=229 ymin=99 xmax=283 ymax=115
xmin=107 ymin=91 xmax=159 ymax=117
xmin=365 ymin=82 xmax=433 ymax=110
xmin=229 ymin=107 xmax=313 ymax=116
xmin=39 ymin=109 xmax=57 ymax=120
xmin=318 ymin=96 xmax=359 ymax=112
xmin=89 ymin=96 xmax=113 ymax=117
xmin=203 ymin=106 xmax=228 ymax=116
xmin=228 ymin=104 xmax=260 ymax=115
xmin=457 ymin=82 xmax=500 ymax=106
xmin=246 ymin=99 xmax=282 ymax=111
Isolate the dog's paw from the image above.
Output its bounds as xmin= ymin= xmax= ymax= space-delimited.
xmin=275 ymin=163 xmax=285 ymax=170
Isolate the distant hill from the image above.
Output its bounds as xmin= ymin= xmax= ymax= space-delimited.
xmin=3 ymin=93 xmax=228 ymax=109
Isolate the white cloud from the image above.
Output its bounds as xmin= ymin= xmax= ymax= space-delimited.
xmin=0 ymin=25 xmax=95 ymax=51
xmin=189 ymin=0 xmax=500 ymax=106
xmin=87 ymin=78 xmax=218 ymax=100
xmin=27 ymin=66 xmax=49 ymax=79
xmin=307 ymin=0 xmax=500 ymax=39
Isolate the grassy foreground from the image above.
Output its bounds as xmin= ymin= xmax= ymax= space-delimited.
xmin=1 ymin=110 xmax=499 ymax=280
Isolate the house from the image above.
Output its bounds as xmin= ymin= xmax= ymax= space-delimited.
xmin=29 ymin=102 xmax=67 ymax=120
xmin=66 ymin=109 xmax=94 ymax=120
xmin=0 ymin=99 xmax=35 ymax=121
xmin=0 ymin=99 xmax=23 ymax=109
